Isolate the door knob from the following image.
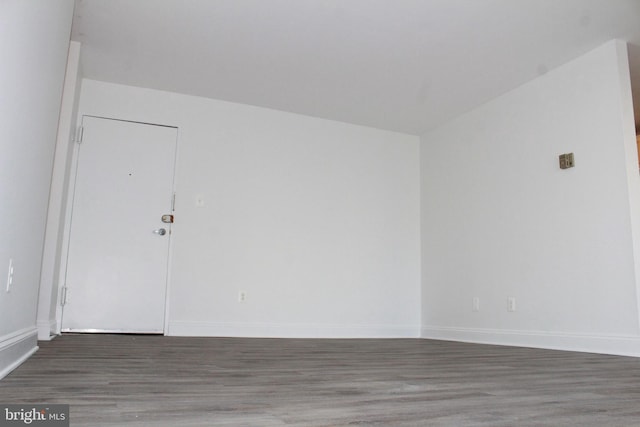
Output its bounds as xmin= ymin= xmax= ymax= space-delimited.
xmin=153 ymin=228 xmax=167 ymax=236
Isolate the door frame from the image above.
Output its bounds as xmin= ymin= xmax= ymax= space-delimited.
xmin=56 ymin=114 xmax=179 ymax=335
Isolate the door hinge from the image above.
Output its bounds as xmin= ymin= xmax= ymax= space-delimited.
xmin=61 ymin=286 xmax=68 ymax=306
xmin=75 ymin=126 xmax=84 ymax=144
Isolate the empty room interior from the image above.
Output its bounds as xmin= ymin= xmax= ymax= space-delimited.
xmin=3 ymin=0 xmax=640 ymax=425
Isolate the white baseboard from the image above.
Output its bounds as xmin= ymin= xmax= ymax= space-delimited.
xmin=37 ymin=319 xmax=57 ymax=341
xmin=168 ymin=321 xmax=420 ymax=339
xmin=0 ymin=327 xmax=39 ymax=380
xmin=421 ymin=326 xmax=640 ymax=357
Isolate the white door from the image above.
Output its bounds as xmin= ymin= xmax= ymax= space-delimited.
xmin=61 ymin=116 xmax=177 ymax=333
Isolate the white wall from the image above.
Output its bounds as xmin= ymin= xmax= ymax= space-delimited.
xmin=0 ymin=0 xmax=74 ymax=378
xmin=420 ymin=40 xmax=640 ymax=356
xmin=74 ymin=79 xmax=421 ymax=338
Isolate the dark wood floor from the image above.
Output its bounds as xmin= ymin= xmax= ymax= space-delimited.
xmin=1 ymin=334 xmax=640 ymax=426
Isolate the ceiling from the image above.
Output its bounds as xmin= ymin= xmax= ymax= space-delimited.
xmin=71 ymin=0 xmax=640 ymax=135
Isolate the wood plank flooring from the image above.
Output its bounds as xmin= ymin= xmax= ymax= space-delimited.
xmin=1 ymin=334 xmax=640 ymax=426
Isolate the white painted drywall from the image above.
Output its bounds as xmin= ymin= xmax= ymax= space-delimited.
xmin=74 ymin=80 xmax=421 ymax=338
xmin=617 ymin=43 xmax=640 ymax=338
xmin=420 ymin=40 xmax=640 ymax=356
xmin=0 ymin=0 xmax=74 ymax=377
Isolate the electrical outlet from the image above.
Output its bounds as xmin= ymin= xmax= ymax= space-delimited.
xmin=6 ymin=258 xmax=14 ymax=293
xmin=507 ymin=297 xmax=516 ymax=312
xmin=472 ymin=297 xmax=480 ymax=312
xmin=238 ymin=291 xmax=247 ymax=303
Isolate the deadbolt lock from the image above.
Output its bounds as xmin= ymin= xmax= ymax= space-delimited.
xmin=559 ymin=153 xmax=575 ymax=169
xmin=161 ymin=214 xmax=174 ymax=224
